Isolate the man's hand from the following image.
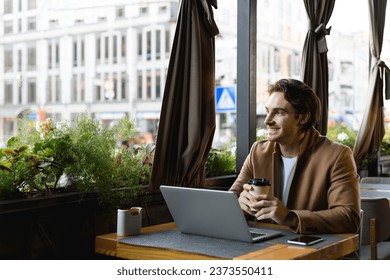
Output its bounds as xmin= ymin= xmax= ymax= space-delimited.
xmin=248 ymin=191 xmax=299 ymax=229
xmin=238 ymin=183 xmax=257 ymax=215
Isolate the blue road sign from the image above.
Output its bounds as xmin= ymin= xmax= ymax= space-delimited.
xmin=215 ymin=86 xmax=236 ymax=113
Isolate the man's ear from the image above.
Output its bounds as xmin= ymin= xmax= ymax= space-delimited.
xmin=299 ymin=113 xmax=310 ymax=125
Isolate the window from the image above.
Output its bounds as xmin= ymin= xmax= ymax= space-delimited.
xmin=156 ymin=69 xmax=161 ymax=99
xmin=55 ymin=76 xmax=61 ymax=103
xmin=156 ymin=30 xmax=161 ymax=60
xmin=73 ymin=37 xmax=85 ymax=67
xmin=121 ymin=73 xmax=127 ymax=100
xmin=4 ymin=0 xmax=13 ymax=14
xmin=18 ymin=18 xmax=22 ymax=32
xmin=17 ymin=49 xmax=22 ymax=72
xmin=72 ymin=74 xmax=85 ymax=102
xmin=4 ymin=48 xmax=13 ymax=72
xmin=28 ymin=0 xmax=36 ymax=10
xmin=27 ymin=46 xmax=36 ymax=71
xmin=113 ymin=35 xmax=118 ymax=63
xmin=4 ymin=81 xmax=13 ymax=104
xmin=146 ymin=70 xmax=152 ymax=99
xmin=146 ymin=31 xmax=151 ymax=60
xmin=27 ymin=79 xmax=36 ymax=103
xmin=121 ymin=34 xmax=126 ymax=63
xmin=137 ymin=71 xmax=142 ymax=99
xmin=4 ymin=21 xmax=13 ymax=34
xmin=159 ymin=5 xmax=167 ymax=14
xmin=116 ymin=7 xmax=125 ymax=18
xmin=105 ymin=36 xmax=109 ymax=61
xmin=165 ymin=30 xmax=170 ymax=57
xmin=137 ymin=32 xmax=142 ymax=56
xmin=273 ymin=48 xmax=280 ymax=72
xmin=140 ymin=7 xmax=148 ymax=15
xmin=96 ymin=37 xmax=101 ymax=62
xmin=27 ymin=17 xmax=36 ymax=31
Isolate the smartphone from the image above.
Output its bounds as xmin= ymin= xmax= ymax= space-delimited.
xmin=287 ymin=235 xmax=324 ymax=246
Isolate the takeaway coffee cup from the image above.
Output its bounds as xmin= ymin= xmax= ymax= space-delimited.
xmin=248 ymin=178 xmax=271 ymax=211
xmin=117 ymin=207 xmax=142 ymax=236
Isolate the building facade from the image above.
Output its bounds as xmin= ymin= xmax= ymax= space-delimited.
xmin=0 ymin=0 xmax=178 ymax=144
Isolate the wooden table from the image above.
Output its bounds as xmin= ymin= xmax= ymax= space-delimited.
xmin=95 ymin=222 xmax=359 ymax=260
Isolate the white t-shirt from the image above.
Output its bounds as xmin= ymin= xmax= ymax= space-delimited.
xmin=281 ymin=156 xmax=297 ymax=205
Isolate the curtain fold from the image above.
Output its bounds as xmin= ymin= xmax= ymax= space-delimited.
xmin=300 ymin=0 xmax=335 ymax=135
xmin=149 ymin=0 xmax=219 ymax=190
xmin=353 ymin=0 xmax=388 ymax=162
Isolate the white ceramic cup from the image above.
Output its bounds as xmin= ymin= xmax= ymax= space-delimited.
xmin=117 ymin=207 xmax=142 ymax=236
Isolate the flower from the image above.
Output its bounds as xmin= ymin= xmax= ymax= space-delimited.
xmin=337 ymin=132 xmax=349 ymax=142
xmin=257 ymin=129 xmax=268 ymax=137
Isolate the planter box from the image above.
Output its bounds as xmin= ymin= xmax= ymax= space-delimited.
xmin=205 ymin=174 xmax=237 ymax=191
xmin=0 ymin=192 xmax=99 ymax=259
xmin=0 ymin=190 xmax=174 ymax=259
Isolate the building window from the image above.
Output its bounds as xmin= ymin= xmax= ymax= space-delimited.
xmin=18 ymin=18 xmax=22 ymax=32
xmin=105 ymin=36 xmax=109 ymax=62
xmin=159 ymin=5 xmax=167 ymax=14
xmin=4 ymin=20 xmax=13 ymax=34
xmin=113 ymin=35 xmax=118 ymax=64
xmin=121 ymin=34 xmax=126 ymax=63
xmin=4 ymin=81 xmax=13 ymax=104
xmin=274 ymin=48 xmax=280 ymax=72
xmin=27 ymin=17 xmax=36 ymax=31
xmin=140 ymin=6 xmax=148 ymax=15
xmin=27 ymin=46 xmax=36 ymax=71
xmin=4 ymin=48 xmax=13 ymax=72
xmin=96 ymin=37 xmax=101 ymax=63
xmin=156 ymin=69 xmax=161 ymax=99
xmin=121 ymin=73 xmax=127 ymax=100
xmin=28 ymin=79 xmax=37 ymax=104
xmin=146 ymin=31 xmax=151 ymax=60
xmin=138 ymin=32 xmax=142 ymax=56
xmin=156 ymin=30 xmax=161 ymax=60
xmin=55 ymin=76 xmax=61 ymax=102
xmin=73 ymin=37 xmax=85 ymax=67
xmin=146 ymin=70 xmax=152 ymax=99
xmin=293 ymin=52 xmax=300 ymax=75
xmin=165 ymin=30 xmax=170 ymax=57
xmin=116 ymin=7 xmax=125 ymax=18
xmin=137 ymin=71 xmax=142 ymax=99
xmin=72 ymin=74 xmax=85 ymax=102
xmin=4 ymin=0 xmax=13 ymax=14
xmin=28 ymin=0 xmax=36 ymax=10
xmin=17 ymin=49 xmax=22 ymax=72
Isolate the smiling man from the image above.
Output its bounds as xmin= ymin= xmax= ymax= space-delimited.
xmin=229 ymin=78 xmax=360 ymax=234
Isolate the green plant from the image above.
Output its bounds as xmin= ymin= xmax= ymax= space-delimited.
xmin=206 ymin=146 xmax=236 ymax=177
xmin=381 ymin=127 xmax=390 ymax=156
xmin=0 ymin=114 xmax=150 ymax=209
xmin=326 ymin=124 xmax=357 ymax=150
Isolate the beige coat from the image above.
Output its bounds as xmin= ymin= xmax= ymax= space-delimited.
xmin=230 ymin=127 xmax=361 ymax=234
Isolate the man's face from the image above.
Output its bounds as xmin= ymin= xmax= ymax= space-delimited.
xmin=264 ymin=91 xmax=303 ymax=147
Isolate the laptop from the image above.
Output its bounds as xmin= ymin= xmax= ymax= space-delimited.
xmin=160 ymin=185 xmax=283 ymax=243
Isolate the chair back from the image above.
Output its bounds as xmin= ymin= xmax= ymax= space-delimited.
xmin=360 ymin=198 xmax=390 ymax=246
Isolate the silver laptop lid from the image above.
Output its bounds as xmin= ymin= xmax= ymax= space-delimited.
xmin=160 ymin=185 xmax=281 ymax=243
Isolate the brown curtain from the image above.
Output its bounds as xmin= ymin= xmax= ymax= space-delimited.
xmin=353 ymin=0 xmax=389 ymax=162
xmin=149 ymin=0 xmax=219 ymax=191
xmin=301 ymin=0 xmax=335 ymax=135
